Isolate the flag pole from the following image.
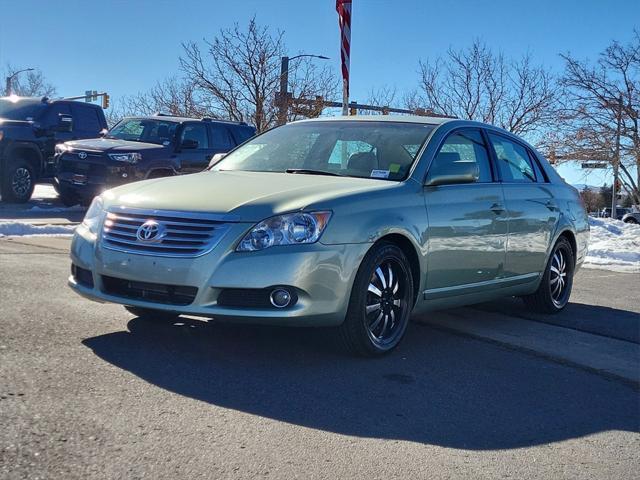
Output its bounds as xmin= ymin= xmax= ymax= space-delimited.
xmin=336 ymin=0 xmax=352 ymax=116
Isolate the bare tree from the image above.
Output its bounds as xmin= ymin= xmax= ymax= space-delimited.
xmin=554 ymin=31 xmax=640 ymax=205
xmin=416 ymin=41 xmax=559 ymax=137
xmin=3 ymin=65 xmax=56 ymax=97
xmin=359 ymin=85 xmax=398 ymax=114
xmin=180 ymin=18 xmax=336 ymax=132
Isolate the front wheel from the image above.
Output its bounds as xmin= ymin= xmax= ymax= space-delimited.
xmin=522 ymin=237 xmax=575 ymax=313
xmin=337 ymin=242 xmax=414 ymax=356
xmin=0 ymin=159 xmax=35 ymax=203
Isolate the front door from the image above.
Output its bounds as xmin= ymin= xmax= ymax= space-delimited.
xmin=423 ymin=129 xmax=508 ymax=294
xmin=487 ymin=132 xmax=560 ymax=277
xmin=179 ymin=123 xmax=215 ymax=173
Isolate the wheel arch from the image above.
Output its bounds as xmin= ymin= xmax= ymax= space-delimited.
xmin=146 ymin=167 xmax=177 ymax=179
xmin=372 ymin=232 xmax=422 ymax=307
xmin=6 ymin=143 xmax=44 ymax=177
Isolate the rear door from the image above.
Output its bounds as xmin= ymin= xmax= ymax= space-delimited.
xmin=209 ymin=123 xmax=236 ymax=154
xmin=423 ymin=128 xmax=508 ymax=294
xmin=487 ymin=132 xmax=559 ymax=277
xmin=178 ymin=122 xmax=215 ymax=173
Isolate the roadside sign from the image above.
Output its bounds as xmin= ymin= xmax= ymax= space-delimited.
xmin=581 ymin=162 xmax=608 ymax=169
xmin=84 ymin=90 xmax=98 ymax=102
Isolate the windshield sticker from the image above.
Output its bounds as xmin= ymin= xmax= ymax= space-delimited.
xmin=389 ymin=163 xmax=401 ymax=173
xmin=370 ymin=169 xmax=390 ymax=179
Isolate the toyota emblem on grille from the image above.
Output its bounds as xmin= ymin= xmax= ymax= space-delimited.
xmin=136 ymin=220 xmax=165 ymax=243
xmin=78 ymin=151 xmax=88 ymax=160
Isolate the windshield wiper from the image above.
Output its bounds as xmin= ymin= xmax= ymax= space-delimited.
xmin=285 ymin=168 xmax=342 ymax=177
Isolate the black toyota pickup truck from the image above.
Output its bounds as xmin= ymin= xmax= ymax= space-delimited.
xmin=0 ymin=96 xmax=107 ymax=202
xmin=54 ymin=115 xmax=255 ymax=206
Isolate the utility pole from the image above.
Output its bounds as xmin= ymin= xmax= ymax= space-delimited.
xmin=611 ymin=95 xmax=623 ymax=220
xmin=276 ymin=54 xmax=329 ymax=126
xmin=277 ymin=56 xmax=290 ymax=126
xmin=4 ymin=68 xmax=34 ymax=96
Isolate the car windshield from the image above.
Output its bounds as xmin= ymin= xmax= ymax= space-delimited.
xmin=106 ymin=118 xmax=178 ymax=145
xmin=0 ymin=98 xmax=45 ymax=121
xmin=212 ymin=120 xmax=435 ymax=181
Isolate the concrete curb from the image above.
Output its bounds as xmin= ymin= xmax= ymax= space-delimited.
xmin=417 ymin=308 xmax=640 ymax=389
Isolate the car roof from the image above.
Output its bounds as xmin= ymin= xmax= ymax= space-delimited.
xmin=125 ymin=115 xmax=251 ymax=127
xmin=291 ymin=115 xmax=455 ymax=126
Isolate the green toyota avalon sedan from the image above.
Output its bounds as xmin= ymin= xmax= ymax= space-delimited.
xmin=69 ymin=116 xmax=589 ymax=355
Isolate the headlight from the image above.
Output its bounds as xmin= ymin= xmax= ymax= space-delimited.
xmin=55 ymin=143 xmax=68 ymax=155
xmin=82 ymin=196 xmax=104 ymax=234
xmin=237 ymin=211 xmax=332 ymax=252
xmin=108 ymin=152 xmax=142 ymax=163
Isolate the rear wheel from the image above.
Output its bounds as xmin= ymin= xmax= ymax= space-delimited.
xmin=0 ymin=159 xmax=35 ymax=203
xmin=124 ymin=306 xmax=180 ymax=321
xmin=337 ymin=242 xmax=414 ymax=356
xmin=522 ymin=237 xmax=574 ymax=313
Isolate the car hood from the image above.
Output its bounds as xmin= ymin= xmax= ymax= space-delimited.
xmin=65 ymin=138 xmax=166 ymax=152
xmin=102 ymin=170 xmax=395 ymax=222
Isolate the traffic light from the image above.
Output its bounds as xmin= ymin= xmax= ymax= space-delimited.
xmin=102 ymin=93 xmax=110 ymax=109
xmin=349 ymin=105 xmax=357 ymax=115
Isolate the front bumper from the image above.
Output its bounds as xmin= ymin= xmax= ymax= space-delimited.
xmin=55 ymin=153 xmax=144 ymax=198
xmin=69 ymin=223 xmax=370 ymax=327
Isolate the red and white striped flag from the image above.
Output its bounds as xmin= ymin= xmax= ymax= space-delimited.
xmin=336 ymin=0 xmax=352 ymax=115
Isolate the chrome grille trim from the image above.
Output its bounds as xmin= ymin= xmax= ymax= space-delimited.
xmin=101 ymin=208 xmax=232 ymax=258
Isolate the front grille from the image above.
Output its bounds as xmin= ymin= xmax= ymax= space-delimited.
xmin=102 ymin=275 xmax=198 ymax=305
xmin=61 ymin=159 xmax=107 ymax=177
xmin=101 ymin=208 xmax=230 ymax=257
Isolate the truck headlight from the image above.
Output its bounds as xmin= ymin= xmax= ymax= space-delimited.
xmin=55 ymin=143 xmax=69 ymax=155
xmin=108 ymin=152 xmax=142 ymax=163
xmin=237 ymin=211 xmax=332 ymax=252
xmin=82 ymin=196 xmax=104 ymax=234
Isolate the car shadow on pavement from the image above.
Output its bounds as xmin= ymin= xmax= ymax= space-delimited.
xmin=473 ymin=298 xmax=640 ymax=343
xmin=82 ymin=315 xmax=639 ymax=451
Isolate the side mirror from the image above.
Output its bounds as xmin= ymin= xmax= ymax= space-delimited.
xmin=425 ymin=160 xmax=479 ymax=187
xmin=56 ymin=114 xmax=73 ymax=133
xmin=180 ymin=138 xmax=199 ymax=150
xmin=99 ymin=128 xmax=108 ymax=137
xmin=208 ymin=152 xmax=227 ymax=168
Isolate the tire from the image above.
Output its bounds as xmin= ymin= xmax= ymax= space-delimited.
xmin=337 ymin=242 xmax=414 ymax=356
xmin=522 ymin=237 xmax=575 ymax=314
xmin=623 ymin=217 xmax=638 ymax=224
xmin=124 ymin=306 xmax=180 ymax=321
xmin=58 ymin=190 xmax=79 ymax=207
xmin=0 ymin=159 xmax=35 ymax=203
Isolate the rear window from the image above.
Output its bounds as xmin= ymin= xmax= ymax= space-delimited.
xmin=71 ymin=105 xmax=102 ymax=132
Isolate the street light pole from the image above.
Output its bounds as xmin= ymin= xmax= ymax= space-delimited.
xmin=5 ymin=68 xmax=35 ymax=96
xmin=611 ymin=95 xmax=623 ymax=220
xmin=277 ymin=54 xmax=329 ymax=125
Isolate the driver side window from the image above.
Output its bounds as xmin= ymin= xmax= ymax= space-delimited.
xmin=428 ymin=129 xmax=493 ymax=183
xmin=181 ymin=124 xmax=209 ymax=149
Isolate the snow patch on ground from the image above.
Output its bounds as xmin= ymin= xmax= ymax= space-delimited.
xmin=32 ymin=184 xmax=58 ymax=200
xmin=0 ymin=221 xmax=77 ymax=237
xmin=583 ymin=217 xmax=640 ymax=273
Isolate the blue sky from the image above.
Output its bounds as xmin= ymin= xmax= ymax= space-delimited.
xmin=1 ymin=0 xmax=638 ymax=185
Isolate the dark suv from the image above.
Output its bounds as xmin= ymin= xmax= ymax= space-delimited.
xmin=0 ymin=96 xmax=107 ymax=202
xmin=54 ymin=115 xmax=255 ymax=205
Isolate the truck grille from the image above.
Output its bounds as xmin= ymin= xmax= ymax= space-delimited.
xmin=101 ymin=208 xmax=231 ymax=257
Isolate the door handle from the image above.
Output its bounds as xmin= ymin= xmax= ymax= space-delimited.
xmin=490 ymin=203 xmax=505 ymax=214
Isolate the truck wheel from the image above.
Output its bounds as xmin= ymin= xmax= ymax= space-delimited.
xmin=58 ymin=190 xmax=79 ymax=207
xmin=1 ymin=159 xmax=35 ymax=203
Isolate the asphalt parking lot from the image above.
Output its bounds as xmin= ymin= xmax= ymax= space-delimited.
xmin=1 ymin=235 xmax=638 ymax=479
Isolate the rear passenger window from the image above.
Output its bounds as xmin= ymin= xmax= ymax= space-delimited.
xmin=210 ymin=125 xmax=234 ymax=150
xmin=71 ymin=105 xmax=101 ymax=132
xmin=488 ymin=134 xmax=536 ymax=182
xmin=42 ymin=104 xmax=71 ymax=127
xmin=430 ymin=129 xmax=493 ymax=183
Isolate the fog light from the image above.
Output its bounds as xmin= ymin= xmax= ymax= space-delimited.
xmin=270 ymin=288 xmax=292 ymax=308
